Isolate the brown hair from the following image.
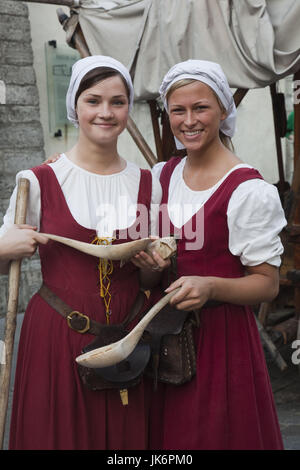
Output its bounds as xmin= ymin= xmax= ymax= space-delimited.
xmin=166 ymin=78 xmax=234 ymax=151
xmin=75 ymin=66 xmax=130 ymax=106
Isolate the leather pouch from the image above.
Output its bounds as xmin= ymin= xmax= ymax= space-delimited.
xmin=77 ymin=325 xmax=151 ymax=391
xmin=145 ymin=304 xmax=198 ymax=387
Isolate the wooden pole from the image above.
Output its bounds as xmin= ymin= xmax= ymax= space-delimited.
xmin=255 ymin=317 xmax=288 ymax=371
xmin=161 ymin=111 xmax=177 ymax=161
xmin=0 ymin=179 xmax=30 ymax=449
xmin=25 ymin=0 xmax=80 ymax=6
xmin=270 ymin=83 xmax=286 ymax=197
xmin=148 ymin=100 xmax=164 ymax=162
xmin=293 ymin=71 xmax=300 ymax=359
xmin=126 ymin=117 xmax=157 ymax=167
xmin=233 ymin=88 xmax=248 ymax=107
xmin=257 ymin=302 xmax=270 ymax=327
xmin=294 ymin=71 xmax=300 ymax=168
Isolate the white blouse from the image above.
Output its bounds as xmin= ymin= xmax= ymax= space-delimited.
xmin=0 ymin=154 xmax=162 ymax=239
xmin=151 ymin=158 xmax=287 ymax=267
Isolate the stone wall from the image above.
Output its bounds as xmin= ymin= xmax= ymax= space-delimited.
xmin=0 ymin=0 xmax=44 ymax=316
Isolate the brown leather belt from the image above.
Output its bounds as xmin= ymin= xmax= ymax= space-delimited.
xmin=38 ymin=283 xmax=146 ymax=335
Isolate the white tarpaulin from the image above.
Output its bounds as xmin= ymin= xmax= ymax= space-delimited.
xmin=72 ymin=0 xmax=300 ymax=101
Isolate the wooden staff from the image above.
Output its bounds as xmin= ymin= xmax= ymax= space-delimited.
xmin=0 ymin=178 xmax=30 ymax=449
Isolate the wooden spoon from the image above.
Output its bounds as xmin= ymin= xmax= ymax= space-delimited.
xmin=41 ymin=233 xmax=176 ymax=261
xmin=75 ymin=289 xmax=180 ymax=368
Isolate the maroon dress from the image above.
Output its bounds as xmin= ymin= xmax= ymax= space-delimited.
xmin=9 ymin=164 xmax=153 ymax=450
xmin=150 ymin=157 xmax=284 ymax=450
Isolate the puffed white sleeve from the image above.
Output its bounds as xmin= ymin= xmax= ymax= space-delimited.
xmin=0 ymin=170 xmax=41 ymax=237
xmin=227 ymin=179 xmax=287 ymax=267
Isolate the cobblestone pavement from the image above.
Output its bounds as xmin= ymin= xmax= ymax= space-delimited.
xmin=267 ymin=343 xmax=300 ymax=450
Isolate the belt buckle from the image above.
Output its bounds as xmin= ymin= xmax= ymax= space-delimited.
xmin=67 ymin=310 xmax=90 ymax=334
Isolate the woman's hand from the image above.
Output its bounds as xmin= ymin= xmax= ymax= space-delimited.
xmin=165 ymin=276 xmax=214 ymax=310
xmin=165 ymin=263 xmax=280 ymax=311
xmin=130 ymin=236 xmax=171 ymax=273
xmin=130 ymin=237 xmax=172 ymax=289
xmin=132 ymin=250 xmax=171 ymax=289
xmin=0 ymin=224 xmax=49 ymax=261
xmin=131 ymin=249 xmax=171 ymax=273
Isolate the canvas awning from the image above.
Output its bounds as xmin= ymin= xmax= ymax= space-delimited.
xmin=69 ymin=0 xmax=300 ymax=101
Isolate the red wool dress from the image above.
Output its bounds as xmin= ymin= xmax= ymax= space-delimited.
xmin=9 ymin=164 xmax=152 ymax=450
xmin=150 ymin=157 xmax=284 ymax=450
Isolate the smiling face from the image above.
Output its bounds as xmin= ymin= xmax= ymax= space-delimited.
xmin=167 ymin=80 xmax=227 ymax=154
xmin=75 ymin=75 xmax=129 ymax=146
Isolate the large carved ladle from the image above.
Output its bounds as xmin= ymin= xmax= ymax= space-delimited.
xmin=40 ymin=233 xmax=178 ymax=368
xmin=41 ymin=233 xmax=176 ymax=261
xmin=75 ymin=289 xmax=180 ymax=368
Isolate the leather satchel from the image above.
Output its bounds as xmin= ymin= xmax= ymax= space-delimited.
xmin=77 ymin=325 xmax=151 ymax=391
xmin=145 ymin=304 xmax=199 ymax=387
xmin=78 ymin=303 xmax=199 ymax=391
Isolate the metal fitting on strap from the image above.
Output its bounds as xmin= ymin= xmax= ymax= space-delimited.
xmin=67 ymin=311 xmax=90 ymax=334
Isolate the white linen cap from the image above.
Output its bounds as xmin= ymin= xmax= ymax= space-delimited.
xmin=66 ymin=55 xmax=134 ymax=127
xmin=159 ymin=59 xmax=236 ymax=147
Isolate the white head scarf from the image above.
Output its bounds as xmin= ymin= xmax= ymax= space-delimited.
xmin=159 ymin=59 xmax=236 ymax=148
xmin=66 ymin=55 xmax=134 ymax=127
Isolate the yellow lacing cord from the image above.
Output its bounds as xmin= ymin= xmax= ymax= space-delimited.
xmin=91 ymin=236 xmax=115 ymax=324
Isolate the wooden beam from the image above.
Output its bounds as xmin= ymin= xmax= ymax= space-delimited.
xmin=161 ymin=111 xmax=177 ymax=161
xmin=295 ymin=69 xmax=300 ymax=368
xmin=148 ymin=100 xmax=164 ymax=162
xmin=257 ymin=302 xmax=270 ymax=327
xmin=25 ymin=0 xmax=79 ymax=6
xmin=255 ymin=317 xmax=288 ymax=371
xmin=126 ymin=118 xmax=157 ymax=167
xmin=233 ymin=88 xmax=248 ymax=107
xmin=270 ymin=83 xmax=286 ymax=197
xmin=294 ymin=70 xmax=300 ymax=167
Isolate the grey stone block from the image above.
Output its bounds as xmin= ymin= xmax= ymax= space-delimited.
xmin=0 ymin=41 xmax=33 ymax=66
xmin=0 ymin=65 xmax=36 ymax=85
xmin=0 ymin=199 xmax=11 ymax=220
xmin=0 ymin=258 xmax=42 ymax=317
xmin=0 ymin=178 xmax=15 ymax=200
xmin=0 ymin=105 xmax=41 ymax=123
xmin=0 ymin=0 xmax=28 ymax=17
xmin=0 ymin=122 xmax=44 ymax=148
xmin=0 ymin=106 xmax=8 ymax=124
xmin=6 ymin=85 xmax=39 ymax=106
xmin=0 ymin=15 xmax=31 ymax=42
xmin=0 ymin=149 xmax=44 ymax=173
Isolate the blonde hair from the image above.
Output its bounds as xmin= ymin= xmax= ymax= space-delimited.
xmin=165 ymin=78 xmax=234 ymax=152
